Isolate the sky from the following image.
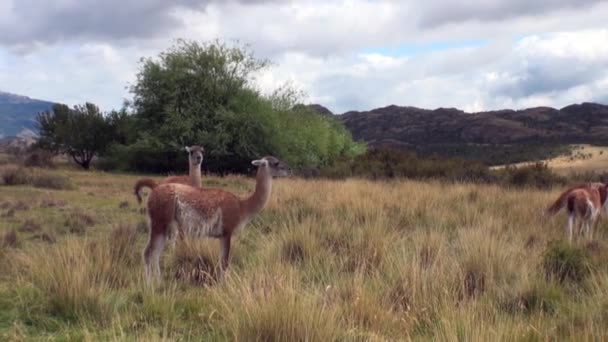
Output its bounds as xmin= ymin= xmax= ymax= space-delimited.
xmin=0 ymin=0 xmax=607 ymax=114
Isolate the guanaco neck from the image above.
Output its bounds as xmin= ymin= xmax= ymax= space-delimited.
xmin=242 ymin=166 xmax=272 ymax=220
xmin=189 ymin=161 xmax=202 ymax=187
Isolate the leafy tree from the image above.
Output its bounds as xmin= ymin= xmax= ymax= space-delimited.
xmin=106 ymin=108 xmax=137 ymax=146
xmin=110 ymin=39 xmax=364 ymax=173
xmin=36 ymin=103 xmax=111 ymax=170
xmin=131 ymin=39 xmax=269 ymax=153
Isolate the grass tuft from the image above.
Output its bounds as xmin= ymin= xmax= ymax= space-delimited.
xmin=1 ymin=230 xmax=19 ymax=248
xmin=31 ymin=172 xmax=75 ymax=190
xmin=19 ymin=219 xmax=42 ymax=233
xmin=1 ymin=167 xmax=30 ymax=185
xmin=64 ymin=209 xmax=96 ymax=234
xmin=542 ymin=240 xmax=590 ymax=284
xmin=172 ymin=240 xmax=219 ymax=286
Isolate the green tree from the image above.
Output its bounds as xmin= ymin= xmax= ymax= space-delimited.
xmin=115 ymin=38 xmax=364 ymax=174
xmin=36 ymin=103 xmax=111 ymax=170
xmin=131 ymin=39 xmax=269 ymax=153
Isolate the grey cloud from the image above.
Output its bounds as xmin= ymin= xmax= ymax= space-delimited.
xmin=489 ymin=57 xmax=608 ymax=99
xmin=418 ymin=0 xmax=605 ymax=28
xmin=0 ymin=0 xmax=274 ymax=47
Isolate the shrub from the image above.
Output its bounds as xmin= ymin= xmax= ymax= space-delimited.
xmin=172 ymin=240 xmax=219 ymax=286
xmin=19 ymin=220 xmax=42 ymax=233
xmin=64 ymin=210 xmax=96 ymax=234
xmin=32 ymin=231 xmax=57 ymax=244
xmin=108 ymin=224 xmax=140 ymax=267
xmin=461 ymin=260 xmax=486 ymax=299
xmin=503 ymin=283 xmax=563 ymax=314
xmin=1 ymin=230 xmax=19 ymax=248
xmin=497 ymin=162 xmax=566 ymax=189
xmin=31 ymin=173 xmax=75 ymax=190
xmin=23 ymin=149 xmax=56 ymax=168
xmin=281 ymin=238 xmax=308 ymax=265
xmin=541 ymin=240 xmax=590 ymax=283
xmin=320 ymin=147 xmax=571 ymax=188
xmin=1 ymin=167 xmax=31 ymax=185
xmin=321 ymin=147 xmax=494 ymax=183
xmin=1 ymin=168 xmax=75 ymax=190
xmin=215 ymin=274 xmax=343 ymax=341
xmin=14 ymin=238 xmax=120 ymax=325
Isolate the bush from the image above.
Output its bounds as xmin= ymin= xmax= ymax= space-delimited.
xmin=23 ymin=149 xmax=56 ymax=168
xmin=19 ymin=220 xmax=42 ymax=233
xmin=1 ymin=168 xmax=75 ymax=190
xmin=503 ymin=283 xmax=563 ymax=314
xmin=541 ymin=240 xmax=590 ymax=284
xmin=31 ymin=173 xmax=75 ymax=190
xmin=1 ymin=167 xmax=31 ymax=185
xmin=1 ymin=230 xmax=19 ymax=248
xmin=321 ymin=147 xmax=495 ymax=183
xmin=497 ymin=162 xmax=566 ymax=189
xmin=64 ymin=210 xmax=96 ymax=234
xmin=172 ymin=240 xmax=219 ymax=286
xmin=320 ymin=148 xmax=568 ymax=189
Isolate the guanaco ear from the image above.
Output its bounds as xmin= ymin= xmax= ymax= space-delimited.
xmin=252 ymin=159 xmax=266 ymax=166
xmin=185 ymin=146 xmax=191 ymax=153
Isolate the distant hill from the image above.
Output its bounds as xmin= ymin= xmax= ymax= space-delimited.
xmin=307 ymin=102 xmax=608 ymax=165
xmin=338 ymin=102 xmax=608 ymax=146
xmin=0 ymin=91 xmax=55 ymax=138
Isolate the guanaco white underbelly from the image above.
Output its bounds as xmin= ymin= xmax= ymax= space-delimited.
xmin=175 ymin=199 xmax=224 ymax=238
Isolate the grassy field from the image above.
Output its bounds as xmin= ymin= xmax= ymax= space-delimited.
xmin=492 ymin=144 xmax=608 ymax=175
xmin=2 ymin=158 xmax=608 ymax=341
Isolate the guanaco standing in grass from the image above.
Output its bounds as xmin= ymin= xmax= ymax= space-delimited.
xmin=546 ymin=182 xmax=608 ymax=242
xmin=133 ymin=145 xmax=204 ymax=204
xmin=143 ymin=156 xmax=290 ymax=281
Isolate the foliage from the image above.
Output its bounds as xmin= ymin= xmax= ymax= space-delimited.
xmin=322 ymin=147 xmax=494 ymax=183
xmin=414 ymin=143 xmax=572 ymax=166
xmin=321 ymin=147 xmax=568 ymax=189
xmin=1 ymin=167 xmax=31 ymax=185
xmin=1 ymin=167 xmax=75 ymax=190
xmin=103 ymin=39 xmax=363 ymax=173
xmin=36 ymin=103 xmax=113 ymax=170
xmin=30 ymin=173 xmax=75 ymax=190
xmin=495 ymin=162 xmax=567 ymax=189
xmin=23 ymin=149 xmax=56 ymax=168
xmin=542 ymin=240 xmax=591 ymax=284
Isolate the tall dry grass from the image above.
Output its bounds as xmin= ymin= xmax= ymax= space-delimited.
xmin=1 ymin=171 xmax=608 ymax=340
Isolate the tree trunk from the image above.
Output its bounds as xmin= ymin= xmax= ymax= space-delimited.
xmin=71 ymin=153 xmax=92 ymax=170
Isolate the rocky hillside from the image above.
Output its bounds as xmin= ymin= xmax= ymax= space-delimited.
xmin=332 ymin=102 xmax=608 ymax=147
xmin=0 ymin=91 xmax=55 ymax=138
xmin=305 ymin=102 xmax=608 ymax=164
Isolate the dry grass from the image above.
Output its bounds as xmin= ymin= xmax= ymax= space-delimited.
xmin=493 ymin=144 xmax=608 ymax=175
xmin=2 ymin=159 xmax=608 ymax=339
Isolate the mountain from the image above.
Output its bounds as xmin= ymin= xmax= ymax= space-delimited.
xmin=307 ymin=102 xmax=608 ymax=164
xmin=0 ymin=91 xmax=56 ymax=138
xmin=337 ymin=102 xmax=608 ymax=147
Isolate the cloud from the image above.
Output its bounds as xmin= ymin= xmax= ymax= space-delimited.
xmin=416 ymin=0 xmax=605 ymax=28
xmin=1 ymin=1 xmax=607 ymax=113
xmin=486 ymin=31 xmax=608 ymax=99
xmin=0 ymin=0 xmax=275 ymax=48
xmin=0 ymin=43 xmax=142 ymax=109
xmin=258 ymin=30 xmax=608 ymax=113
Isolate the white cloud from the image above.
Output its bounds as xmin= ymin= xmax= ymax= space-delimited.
xmin=256 ymin=29 xmax=608 ymax=113
xmin=0 ymin=0 xmax=607 ymax=113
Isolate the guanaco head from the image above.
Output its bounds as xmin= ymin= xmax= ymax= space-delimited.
xmin=252 ymin=156 xmax=291 ymax=177
xmin=185 ymin=145 xmax=204 ymax=166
